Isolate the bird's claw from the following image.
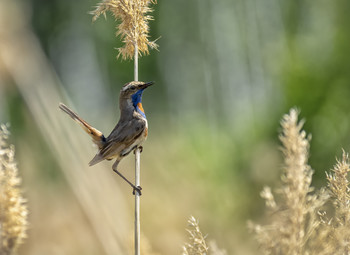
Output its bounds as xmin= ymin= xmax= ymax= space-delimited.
xmin=134 ymin=146 xmax=143 ymax=154
xmin=133 ymin=186 xmax=142 ymax=196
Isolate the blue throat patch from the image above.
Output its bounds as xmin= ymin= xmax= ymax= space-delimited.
xmin=131 ymin=89 xmax=146 ymax=118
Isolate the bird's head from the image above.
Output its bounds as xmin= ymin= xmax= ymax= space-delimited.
xmin=120 ymin=81 xmax=154 ymax=98
xmin=120 ymin=81 xmax=154 ymax=117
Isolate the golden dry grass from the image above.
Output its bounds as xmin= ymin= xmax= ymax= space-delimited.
xmin=250 ymin=109 xmax=350 ymax=255
xmin=91 ymin=0 xmax=158 ymax=59
xmin=182 ymin=216 xmax=209 ymax=255
xmin=0 ymin=124 xmax=28 ymax=255
xmin=182 ymin=216 xmax=227 ymax=255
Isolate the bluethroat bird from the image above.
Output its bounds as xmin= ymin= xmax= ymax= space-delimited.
xmin=59 ymin=81 xmax=154 ymax=195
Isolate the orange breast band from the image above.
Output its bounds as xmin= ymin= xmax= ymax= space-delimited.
xmin=137 ymin=102 xmax=145 ymax=113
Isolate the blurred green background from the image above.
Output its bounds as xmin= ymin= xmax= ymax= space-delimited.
xmin=1 ymin=0 xmax=350 ymax=254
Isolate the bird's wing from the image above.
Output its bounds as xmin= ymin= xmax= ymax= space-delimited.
xmin=99 ymin=118 xmax=146 ymax=159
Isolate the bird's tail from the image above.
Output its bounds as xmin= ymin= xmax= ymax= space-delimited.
xmin=59 ymin=103 xmax=105 ymax=149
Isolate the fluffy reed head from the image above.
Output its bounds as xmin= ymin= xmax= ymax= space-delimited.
xmin=250 ymin=109 xmax=350 ymax=254
xmin=182 ymin=216 xmax=226 ymax=255
xmin=249 ymin=109 xmax=328 ymax=254
xmin=182 ymin=216 xmax=209 ymax=255
xmin=326 ymin=150 xmax=350 ymax=216
xmin=0 ymin=124 xmax=28 ymax=255
xmin=321 ymin=150 xmax=350 ymax=254
xmin=91 ymin=0 xmax=158 ymax=60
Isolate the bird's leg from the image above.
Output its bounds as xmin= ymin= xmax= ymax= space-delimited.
xmin=113 ymin=168 xmax=142 ymax=195
xmin=112 ymin=160 xmax=142 ymax=195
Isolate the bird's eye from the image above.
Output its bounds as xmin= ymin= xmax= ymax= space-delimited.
xmin=130 ymin=86 xmax=136 ymax=91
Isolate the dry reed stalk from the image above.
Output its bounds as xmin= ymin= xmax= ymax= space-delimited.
xmin=249 ymin=109 xmax=328 ymax=255
xmin=91 ymin=1 xmax=158 ymax=254
xmin=0 ymin=124 xmax=28 ymax=255
xmin=134 ymin=146 xmax=141 ymax=254
xmin=134 ymin=31 xmax=140 ymax=255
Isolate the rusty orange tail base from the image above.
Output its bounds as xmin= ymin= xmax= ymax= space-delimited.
xmin=59 ymin=103 xmax=105 ymax=149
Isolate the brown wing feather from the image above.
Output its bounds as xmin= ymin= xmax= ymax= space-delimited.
xmin=98 ymin=118 xmax=146 ymax=159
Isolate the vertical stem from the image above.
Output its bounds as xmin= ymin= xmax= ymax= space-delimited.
xmin=135 ymin=148 xmax=141 ymax=255
xmin=134 ymin=45 xmax=139 ymax=82
xmin=134 ymin=44 xmax=141 ymax=255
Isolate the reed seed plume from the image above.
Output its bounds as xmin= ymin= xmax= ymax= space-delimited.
xmin=182 ymin=216 xmax=226 ymax=255
xmin=182 ymin=216 xmax=209 ymax=255
xmin=326 ymin=150 xmax=350 ymax=217
xmin=91 ymin=0 xmax=158 ymax=60
xmin=0 ymin=124 xmax=28 ymax=255
xmin=250 ymin=109 xmax=328 ymax=255
xmin=321 ymin=150 xmax=350 ymax=254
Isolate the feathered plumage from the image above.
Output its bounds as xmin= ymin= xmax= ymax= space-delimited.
xmin=59 ymin=81 xmax=154 ymax=190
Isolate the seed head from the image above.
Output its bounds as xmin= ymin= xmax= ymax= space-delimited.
xmin=91 ymin=0 xmax=158 ymax=60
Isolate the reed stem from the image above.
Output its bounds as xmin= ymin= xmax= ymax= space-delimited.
xmin=134 ymin=45 xmax=139 ymax=82
xmin=134 ymin=44 xmax=141 ymax=255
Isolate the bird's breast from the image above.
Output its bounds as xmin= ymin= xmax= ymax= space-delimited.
xmin=137 ymin=102 xmax=145 ymax=114
xmin=135 ymin=102 xmax=146 ymax=118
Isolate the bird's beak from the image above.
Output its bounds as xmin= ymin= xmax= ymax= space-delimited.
xmin=141 ymin=81 xmax=155 ymax=89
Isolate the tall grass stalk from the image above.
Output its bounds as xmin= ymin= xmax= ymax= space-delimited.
xmin=92 ymin=1 xmax=157 ymax=254
xmin=135 ymin=147 xmax=141 ymax=255
xmin=135 ymin=42 xmax=140 ymax=253
xmin=134 ymin=40 xmax=141 ymax=255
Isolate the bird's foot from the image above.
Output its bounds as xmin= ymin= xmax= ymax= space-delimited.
xmin=133 ymin=185 xmax=142 ymax=196
xmin=133 ymin=146 xmax=143 ymax=154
